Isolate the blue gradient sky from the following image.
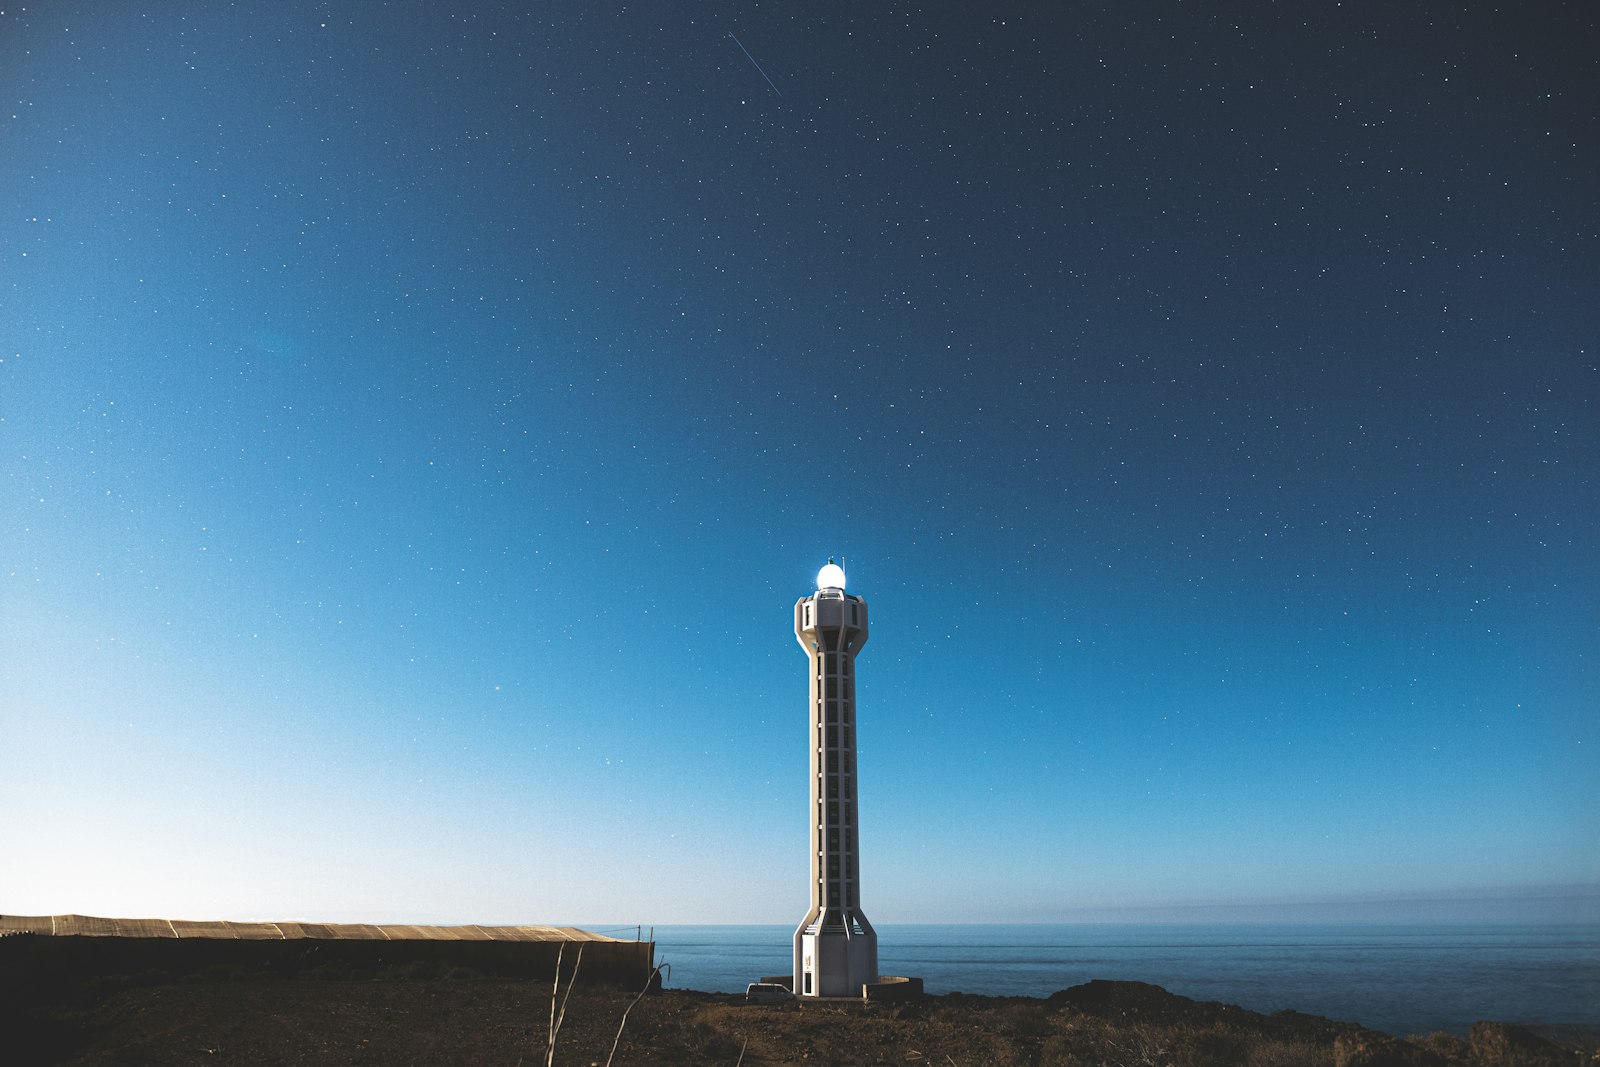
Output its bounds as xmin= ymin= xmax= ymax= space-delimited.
xmin=3 ymin=2 xmax=1596 ymax=925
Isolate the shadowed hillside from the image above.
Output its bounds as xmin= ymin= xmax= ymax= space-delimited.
xmin=5 ymin=966 xmax=1594 ymax=1066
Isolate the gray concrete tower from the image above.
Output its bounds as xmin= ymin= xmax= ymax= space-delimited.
xmin=792 ymin=560 xmax=877 ymax=997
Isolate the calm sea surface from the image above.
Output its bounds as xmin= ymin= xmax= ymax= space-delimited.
xmin=644 ymin=923 xmax=1599 ymax=1037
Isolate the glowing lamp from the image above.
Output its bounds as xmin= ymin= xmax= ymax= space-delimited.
xmin=817 ymin=562 xmax=846 ymax=590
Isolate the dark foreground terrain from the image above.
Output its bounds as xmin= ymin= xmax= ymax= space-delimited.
xmin=6 ymin=968 xmax=1596 ymax=1067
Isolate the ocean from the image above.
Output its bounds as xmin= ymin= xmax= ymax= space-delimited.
xmin=644 ymin=923 xmax=1600 ymax=1037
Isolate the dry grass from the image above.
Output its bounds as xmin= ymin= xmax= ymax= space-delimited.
xmin=11 ymin=969 xmax=1594 ymax=1066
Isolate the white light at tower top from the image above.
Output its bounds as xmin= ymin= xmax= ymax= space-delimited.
xmin=817 ymin=562 xmax=846 ymax=590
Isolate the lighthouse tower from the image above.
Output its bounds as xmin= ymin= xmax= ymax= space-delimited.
xmin=793 ymin=560 xmax=878 ymax=998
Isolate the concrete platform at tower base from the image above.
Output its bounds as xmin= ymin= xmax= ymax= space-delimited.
xmin=864 ymin=976 xmax=924 ymax=1002
xmin=758 ymin=974 xmax=924 ymax=1004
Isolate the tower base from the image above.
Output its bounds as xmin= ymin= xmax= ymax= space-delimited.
xmin=794 ymin=919 xmax=878 ymax=998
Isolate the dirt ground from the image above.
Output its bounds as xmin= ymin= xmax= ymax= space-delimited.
xmin=7 ymin=971 xmax=1595 ymax=1066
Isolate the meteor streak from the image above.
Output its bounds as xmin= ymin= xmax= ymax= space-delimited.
xmin=729 ymin=31 xmax=781 ymax=97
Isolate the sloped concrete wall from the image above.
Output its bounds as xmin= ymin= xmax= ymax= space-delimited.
xmin=0 ymin=931 xmax=654 ymax=1000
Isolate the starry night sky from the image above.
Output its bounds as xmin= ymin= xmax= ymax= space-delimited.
xmin=2 ymin=2 xmax=1596 ymax=925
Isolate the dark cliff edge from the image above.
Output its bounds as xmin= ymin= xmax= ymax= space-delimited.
xmin=4 ymin=961 xmax=1596 ymax=1067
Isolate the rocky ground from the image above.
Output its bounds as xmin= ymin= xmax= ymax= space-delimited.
xmin=6 ymin=967 xmax=1595 ymax=1066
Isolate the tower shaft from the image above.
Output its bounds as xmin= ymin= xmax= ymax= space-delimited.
xmin=793 ymin=585 xmax=876 ymax=997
